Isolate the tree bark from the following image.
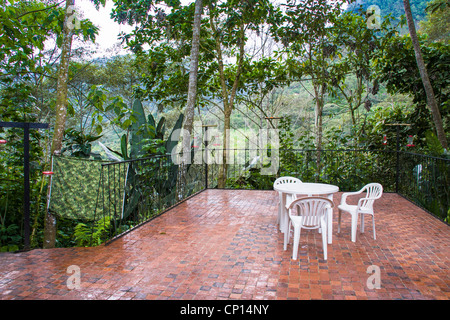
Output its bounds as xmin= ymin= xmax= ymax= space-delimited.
xmin=217 ymin=31 xmax=245 ymax=188
xmin=209 ymin=4 xmax=246 ymax=188
xmin=183 ymin=0 xmax=203 ymax=138
xmin=180 ymin=0 xmax=203 ymax=192
xmin=313 ymin=82 xmax=325 ymax=182
xmin=44 ymin=0 xmax=74 ymax=249
xmin=403 ymin=0 xmax=448 ymax=150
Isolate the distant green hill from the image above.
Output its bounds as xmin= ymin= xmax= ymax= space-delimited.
xmin=347 ymin=0 xmax=429 ymax=22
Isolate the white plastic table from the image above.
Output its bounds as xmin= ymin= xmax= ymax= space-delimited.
xmin=274 ymin=182 xmax=339 ymax=250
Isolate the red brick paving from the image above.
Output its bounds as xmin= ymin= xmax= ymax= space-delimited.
xmin=0 ymin=190 xmax=449 ymax=300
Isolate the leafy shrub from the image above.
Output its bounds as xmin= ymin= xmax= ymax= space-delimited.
xmin=74 ymin=216 xmax=111 ymax=247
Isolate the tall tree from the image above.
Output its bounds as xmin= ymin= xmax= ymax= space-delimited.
xmin=182 ymin=0 xmax=203 ymax=163
xmin=207 ymin=0 xmax=245 ymax=188
xmin=403 ymin=0 xmax=448 ymax=149
xmin=207 ymin=0 xmax=275 ymax=188
xmin=327 ymin=10 xmax=400 ymax=130
xmin=50 ymin=0 xmax=75 ymax=158
xmin=275 ymin=0 xmax=344 ymax=177
xmin=44 ymin=0 xmax=105 ymax=248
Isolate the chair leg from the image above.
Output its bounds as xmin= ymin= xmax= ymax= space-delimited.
xmin=337 ymin=209 xmax=341 ymax=233
xmin=287 ymin=221 xmax=292 ymax=244
xmin=360 ymin=213 xmax=365 ymax=233
xmin=284 ymin=214 xmax=293 ymax=251
xmin=283 ymin=222 xmax=289 ymax=251
xmin=277 ymin=202 xmax=280 ymax=225
xmin=278 ymin=193 xmax=285 ymax=232
xmin=321 ymin=220 xmax=327 ymax=260
xmin=292 ymin=225 xmax=301 ymax=260
xmin=351 ymin=213 xmax=358 ymax=242
xmin=372 ymin=215 xmax=376 ymax=240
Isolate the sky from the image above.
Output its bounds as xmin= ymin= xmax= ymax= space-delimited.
xmin=75 ymin=0 xmax=194 ymax=57
xmin=75 ymin=0 xmax=135 ymax=57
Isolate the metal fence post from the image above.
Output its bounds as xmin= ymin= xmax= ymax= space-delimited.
xmin=0 ymin=122 xmax=48 ymax=251
xmin=396 ymin=125 xmax=400 ymax=193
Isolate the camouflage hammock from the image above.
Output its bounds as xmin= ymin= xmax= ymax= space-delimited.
xmin=48 ymin=156 xmax=122 ymax=221
xmin=48 ymin=154 xmax=205 ymax=224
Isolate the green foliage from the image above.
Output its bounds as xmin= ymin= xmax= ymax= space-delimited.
xmin=373 ymin=34 xmax=450 ymax=150
xmin=0 ymin=0 xmax=100 ymax=92
xmin=279 ymin=116 xmax=297 ymax=174
xmin=129 ymin=98 xmax=164 ymax=158
xmin=62 ymin=128 xmax=103 ymax=159
xmin=74 ymin=216 xmax=111 ymax=247
xmin=95 ymin=98 xmax=186 ymax=228
xmin=226 ymin=168 xmax=275 ymax=190
xmin=104 ymin=98 xmax=185 ymax=160
xmin=0 ymin=224 xmax=21 ymax=252
xmin=420 ymin=0 xmax=450 ymax=44
xmin=327 ymin=10 xmax=399 ymax=123
xmin=424 ymin=130 xmax=450 ymax=157
xmin=111 ymin=0 xmax=283 ymax=110
xmin=374 ymin=34 xmax=450 ymax=114
xmin=0 ymin=0 xmax=60 ymax=84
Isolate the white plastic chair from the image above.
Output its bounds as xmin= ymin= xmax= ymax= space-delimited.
xmin=274 ymin=177 xmax=302 ymax=227
xmin=337 ymin=183 xmax=383 ymax=242
xmin=286 ymin=197 xmax=334 ymax=260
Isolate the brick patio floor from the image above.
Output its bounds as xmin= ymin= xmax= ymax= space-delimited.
xmin=0 ymin=189 xmax=449 ymax=300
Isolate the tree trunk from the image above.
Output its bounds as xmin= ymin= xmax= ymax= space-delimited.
xmin=218 ymin=107 xmax=231 ymax=188
xmin=183 ymin=0 xmax=203 ymax=140
xmin=403 ymin=0 xmax=448 ymax=150
xmin=180 ymin=0 xmax=203 ymax=192
xmin=209 ymin=4 xmax=245 ymax=188
xmin=313 ymin=82 xmax=325 ymax=183
xmin=43 ymin=0 xmax=74 ymax=249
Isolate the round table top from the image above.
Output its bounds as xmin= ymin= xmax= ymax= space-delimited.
xmin=274 ymin=182 xmax=339 ymax=195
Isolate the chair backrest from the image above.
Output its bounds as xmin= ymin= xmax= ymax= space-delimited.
xmin=360 ymin=183 xmax=383 ymax=210
xmin=288 ymin=197 xmax=334 ymax=229
xmin=274 ymin=176 xmax=302 ymax=188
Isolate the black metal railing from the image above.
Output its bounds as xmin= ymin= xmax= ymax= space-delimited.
xmin=86 ymin=148 xmax=450 ymax=245
xmin=397 ymin=151 xmax=449 ymax=220
xmin=216 ymin=149 xmax=396 ymax=192
xmin=217 ymin=148 xmax=448 ymax=222
xmin=94 ymin=153 xmax=205 ymax=245
xmin=3 ymin=140 xmax=447 ymax=250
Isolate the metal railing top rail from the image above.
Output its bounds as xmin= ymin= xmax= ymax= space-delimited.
xmin=100 ymin=153 xmax=173 ymax=166
xmin=396 ymin=150 xmax=450 ymax=161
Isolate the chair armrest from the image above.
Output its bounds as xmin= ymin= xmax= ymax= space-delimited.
xmin=356 ymin=197 xmax=377 ymax=211
xmin=340 ymin=190 xmax=363 ymax=205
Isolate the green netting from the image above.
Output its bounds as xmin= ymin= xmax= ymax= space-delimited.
xmin=49 ymin=156 xmax=123 ymax=221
